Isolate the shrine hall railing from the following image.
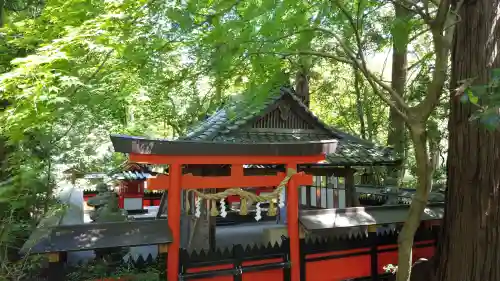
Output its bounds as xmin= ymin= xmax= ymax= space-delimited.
xmin=176 ymin=225 xmax=438 ymax=281
xmin=22 ymin=225 xmax=438 ymax=281
xmin=300 ymin=226 xmax=438 ymax=281
xmin=179 ymin=241 xmax=291 ymax=281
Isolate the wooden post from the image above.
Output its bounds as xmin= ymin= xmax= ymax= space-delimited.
xmin=344 ymin=167 xmax=359 ymax=207
xmin=282 ymin=237 xmax=292 ymax=281
xmin=158 ymin=244 xmax=168 ymax=281
xmin=158 ymin=243 xmax=169 ymax=254
xmin=368 ymin=225 xmax=379 ymax=281
xmin=167 ymin=163 xmax=182 ymax=281
xmin=298 ymin=238 xmax=305 ymax=281
xmin=286 ymin=163 xmax=300 ymax=281
xmin=47 ymin=252 xmax=64 ymax=281
xmin=232 ymin=244 xmax=244 ymax=281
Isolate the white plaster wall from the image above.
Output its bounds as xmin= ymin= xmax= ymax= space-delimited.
xmin=326 ymin=189 xmax=334 ymax=208
xmin=310 ymin=187 xmax=316 ymax=207
xmin=58 ymin=185 xmax=84 ymax=225
xmin=300 ymin=186 xmax=307 ymax=205
xmin=320 ymin=187 xmax=327 ymax=208
xmin=124 ymin=197 xmax=142 ymax=210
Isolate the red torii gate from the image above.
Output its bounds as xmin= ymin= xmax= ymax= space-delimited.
xmin=110 ymin=135 xmax=338 ymax=281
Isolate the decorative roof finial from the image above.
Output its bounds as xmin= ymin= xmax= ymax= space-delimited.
xmin=294 ymin=65 xmax=310 ymax=107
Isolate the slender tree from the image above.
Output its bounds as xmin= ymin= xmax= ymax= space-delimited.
xmin=386 ymin=2 xmax=410 ymax=183
xmin=305 ymin=1 xmax=462 ymax=279
xmin=434 ymin=0 xmax=500 ymax=280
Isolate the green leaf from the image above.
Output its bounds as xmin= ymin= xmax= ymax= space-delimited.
xmin=166 ymin=8 xmax=192 ymax=29
xmin=48 ymin=97 xmax=70 ymax=104
xmin=469 ymin=85 xmax=487 ymax=97
xmin=467 ymin=90 xmax=479 ymax=105
xmin=390 ymin=13 xmax=411 ymax=53
xmin=480 ymin=114 xmax=500 ymax=131
xmin=491 ymin=68 xmax=500 ymax=81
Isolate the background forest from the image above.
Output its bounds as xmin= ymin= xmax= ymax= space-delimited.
xmin=0 ymin=0 xmax=499 ymax=280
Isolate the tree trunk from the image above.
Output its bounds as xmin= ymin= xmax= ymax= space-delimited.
xmin=386 ymin=3 xmax=410 ymax=182
xmin=0 ymin=0 xmax=5 ymax=28
xmin=345 ymin=167 xmax=360 ymax=207
xmin=396 ymin=124 xmax=433 ymax=281
xmin=434 ymin=0 xmax=500 ymax=280
xmin=365 ymin=88 xmax=376 ymax=141
xmin=427 ymin=120 xmax=441 ymax=186
xmin=354 ymin=67 xmax=367 ymax=139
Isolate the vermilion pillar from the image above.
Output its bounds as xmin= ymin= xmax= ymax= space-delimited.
xmin=286 ymin=163 xmax=300 ymax=281
xmin=167 ymin=163 xmax=182 ymax=281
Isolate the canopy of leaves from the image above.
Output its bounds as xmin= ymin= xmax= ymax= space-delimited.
xmin=0 ymin=1 xmax=448 ymax=275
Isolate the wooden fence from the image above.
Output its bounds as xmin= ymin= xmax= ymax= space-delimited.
xmin=300 ymin=227 xmax=436 ymax=281
xmin=35 ymin=226 xmax=438 ymax=281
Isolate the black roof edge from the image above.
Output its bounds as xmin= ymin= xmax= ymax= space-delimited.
xmin=20 ymin=220 xmax=173 ymax=255
xmin=301 ymin=158 xmax=403 ymax=168
xmin=299 ymin=202 xmax=444 ymax=230
xmin=110 ymin=134 xmax=339 ymax=156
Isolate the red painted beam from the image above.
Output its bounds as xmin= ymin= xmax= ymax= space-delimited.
xmin=146 ymin=172 xmax=312 ymax=190
xmin=129 ymin=153 xmax=325 ymax=165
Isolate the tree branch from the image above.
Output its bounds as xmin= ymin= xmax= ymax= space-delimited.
xmin=332 ymin=0 xmax=366 ymax=62
xmin=413 ymin=0 xmax=464 ymax=120
xmin=408 ymin=26 xmax=431 ymax=43
xmin=393 ymin=0 xmax=433 ymax=24
xmin=407 ymin=52 xmax=433 ymax=72
xmin=332 ymin=0 xmax=392 ymax=129
xmin=312 ymin=27 xmax=411 ymax=118
xmin=433 ymin=0 xmax=451 ymax=28
xmin=274 ymin=49 xmax=409 ymax=121
xmin=51 ymin=50 xmax=114 ymax=146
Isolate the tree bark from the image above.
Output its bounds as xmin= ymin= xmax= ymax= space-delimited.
xmin=0 ymin=0 xmax=5 ymax=28
xmin=434 ymin=0 xmax=500 ymax=280
xmin=345 ymin=167 xmax=360 ymax=207
xmin=386 ymin=3 xmax=409 ymax=182
xmin=427 ymin=120 xmax=441 ymax=186
xmin=354 ymin=66 xmax=367 ymax=139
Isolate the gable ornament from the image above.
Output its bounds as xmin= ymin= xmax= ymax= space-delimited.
xmin=278 ymin=104 xmax=291 ymax=121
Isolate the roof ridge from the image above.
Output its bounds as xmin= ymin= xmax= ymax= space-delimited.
xmin=328 ymin=127 xmax=387 ymax=148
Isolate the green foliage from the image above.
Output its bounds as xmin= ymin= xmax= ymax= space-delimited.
xmin=310 ymin=61 xmax=389 ymax=142
xmin=0 ymin=1 xmax=448 ymax=191
xmin=0 ymin=1 xmax=451 ymax=278
xmin=460 ymin=68 xmax=500 ymax=131
xmin=0 ymin=5 xmax=458 ymax=281
xmin=0 ymin=163 xmax=54 ymax=280
xmin=67 ymin=259 xmax=161 ymax=281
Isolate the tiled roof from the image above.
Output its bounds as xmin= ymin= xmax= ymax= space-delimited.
xmin=181 ymin=87 xmax=399 ymax=166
